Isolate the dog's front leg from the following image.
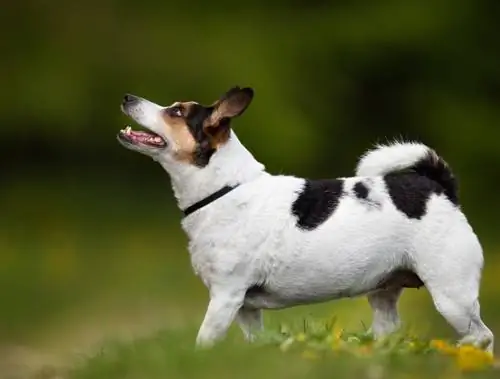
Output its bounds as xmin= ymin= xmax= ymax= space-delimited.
xmin=195 ymin=289 xmax=245 ymax=348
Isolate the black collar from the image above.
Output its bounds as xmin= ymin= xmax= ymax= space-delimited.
xmin=182 ymin=184 xmax=240 ymax=217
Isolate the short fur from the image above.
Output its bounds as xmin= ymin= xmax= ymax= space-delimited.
xmin=291 ymin=179 xmax=344 ymax=230
xmin=117 ymin=87 xmax=494 ymax=353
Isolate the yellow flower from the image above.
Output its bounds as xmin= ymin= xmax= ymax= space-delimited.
xmin=456 ymin=345 xmax=494 ymax=372
xmin=295 ymin=333 xmax=306 ymax=342
xmin=332 ymin=327 xmax=343 ymax=340
xmin=430 ymin=339 xmax=458 ymax=355
xmin=301 ymin=350 xmax=320 ymax=361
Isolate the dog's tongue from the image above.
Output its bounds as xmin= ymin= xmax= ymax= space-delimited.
xmin=121 ymin=126 xmax=165 ymax=146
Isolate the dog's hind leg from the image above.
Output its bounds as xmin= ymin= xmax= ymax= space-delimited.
xmin=426 ymin=281 xmax=494 ymax=353
xmin=195 ymin=287 xmax=246 ymax=348
xmin=415 ymin=237 xmax=494 ymax=353
xmin=236 ymin=307 xmax=263 ymax=342
xmin=367 ymin=287 xmax=403 ymax=338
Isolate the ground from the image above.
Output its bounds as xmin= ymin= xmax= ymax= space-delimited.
xmin=1 ymin=174 xmax=498 ymax=379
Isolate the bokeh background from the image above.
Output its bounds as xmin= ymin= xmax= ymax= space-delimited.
xmin=1 ymin=0 xmax=500 ymax=376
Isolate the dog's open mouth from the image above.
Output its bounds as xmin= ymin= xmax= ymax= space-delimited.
xmin=118 ymin=126 xmax=166 ymax=148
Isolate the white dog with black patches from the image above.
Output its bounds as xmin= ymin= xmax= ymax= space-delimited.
xmin=117 ymin=86 xmax=494 ymax=353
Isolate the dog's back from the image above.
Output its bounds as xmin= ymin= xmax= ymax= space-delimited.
xmin=185 ymin=142 xmax=477 ymax=303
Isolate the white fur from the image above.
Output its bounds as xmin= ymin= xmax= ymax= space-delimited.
xmin=356 ymin=141 xmax=433 ymax=177
xmin=119 ymin=96 xmax=494 ymax=353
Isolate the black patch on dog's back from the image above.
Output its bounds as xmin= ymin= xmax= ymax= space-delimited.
xmin=292 ymin=179 xmax=344 ymax=230
xmin=412 ymin=151 xmax=459 ymax=205
xmin=353 ymin=181 xmax=369 ymax=200
xmin=384 ymin=172 xmax=445 ymax=219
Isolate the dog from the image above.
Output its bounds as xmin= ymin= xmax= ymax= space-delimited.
xmin=117 ymin=86 xmax=494 ymax=353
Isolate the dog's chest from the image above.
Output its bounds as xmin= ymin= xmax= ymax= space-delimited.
xmin=187 ymin=239 xmax=254 ymax=288
xmin=183 ymin=210 xmax=273 ymax=288
xmin=188 ymin=244 xmax=216 ymax=285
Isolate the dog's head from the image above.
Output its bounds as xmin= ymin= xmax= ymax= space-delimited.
xmin=117 ymin=86 xmax=253 ymax=167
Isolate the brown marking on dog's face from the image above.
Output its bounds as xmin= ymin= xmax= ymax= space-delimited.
xmin=160 ymin=101 xmax=198 ymax=163
xmin=159 ymin=87 xmax=254 ymax=167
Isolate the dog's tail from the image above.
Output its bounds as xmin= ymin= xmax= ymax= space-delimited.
xmin=355 ymin=141 xmax=458 ymax=204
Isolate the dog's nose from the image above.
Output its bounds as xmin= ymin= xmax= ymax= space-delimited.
xmin=123 ymin=94 xmax=138 ymax=105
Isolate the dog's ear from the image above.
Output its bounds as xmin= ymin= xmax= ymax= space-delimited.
xmin=205 ymin=86 xmax=254 ymax=127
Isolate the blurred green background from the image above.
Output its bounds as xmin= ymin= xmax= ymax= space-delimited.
xmin=1 ymin=0 xmax=500 ymax=376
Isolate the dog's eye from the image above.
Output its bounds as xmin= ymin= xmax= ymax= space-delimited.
xmin=169 ymin=106 xmax=183 ymax=117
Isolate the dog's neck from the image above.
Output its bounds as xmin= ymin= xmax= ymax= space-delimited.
xmin=158 ymin=130 xmax=266 ymax=212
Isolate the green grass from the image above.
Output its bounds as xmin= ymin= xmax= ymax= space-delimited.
xmin=1 ymin=175 xmax=499 ymax=379
xmin=62 ymin=321 xmax=498 ymax=379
